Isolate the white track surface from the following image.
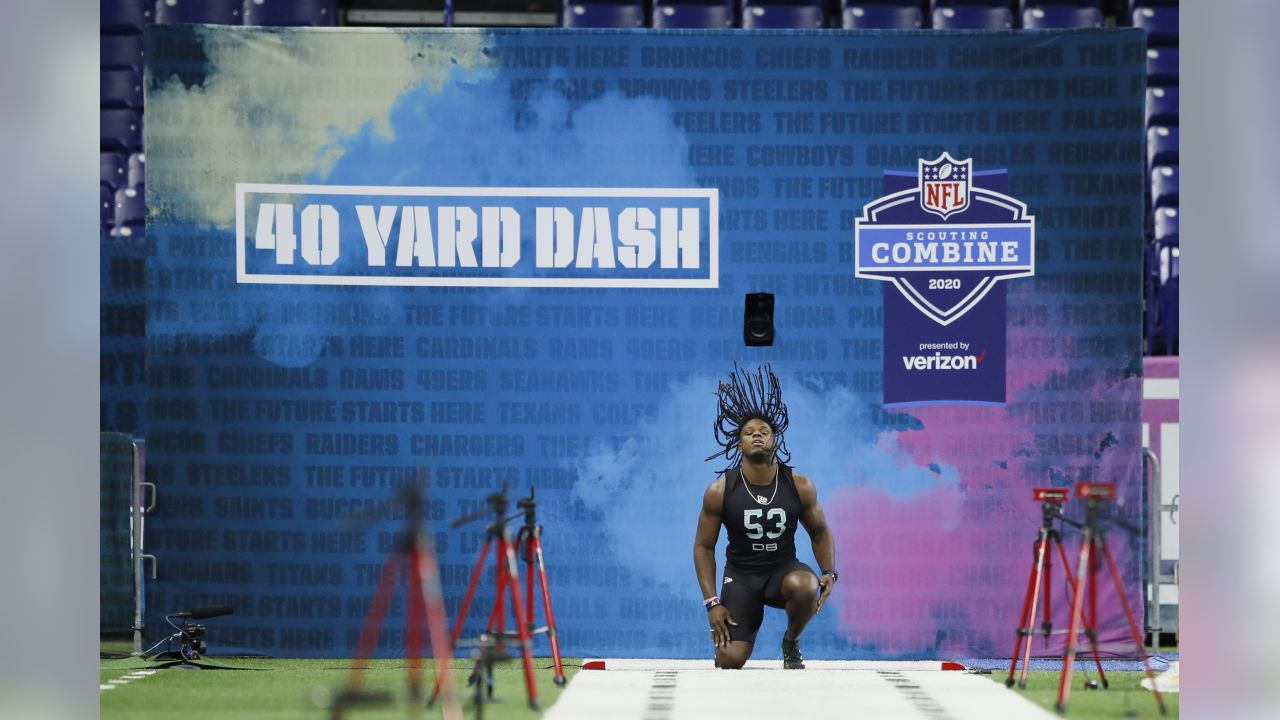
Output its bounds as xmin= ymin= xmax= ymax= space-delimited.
xmin=545 ymin=660 xmax=1056 ymax=720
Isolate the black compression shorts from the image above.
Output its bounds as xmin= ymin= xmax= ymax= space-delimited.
xmin=718 ymin=559 xmax=817 ymax=644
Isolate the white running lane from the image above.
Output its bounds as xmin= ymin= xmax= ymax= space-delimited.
xmin=545 ymin=660 xmax=1056 ymax=720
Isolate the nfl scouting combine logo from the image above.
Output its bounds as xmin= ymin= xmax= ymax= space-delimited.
xmin=855 ymin=153 xmax=1035 ymax=406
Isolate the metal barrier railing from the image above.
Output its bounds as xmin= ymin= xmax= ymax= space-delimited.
xmin=131 ymin=438 xmax=156 ymax=655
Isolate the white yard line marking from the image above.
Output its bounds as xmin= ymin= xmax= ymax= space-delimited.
xmin=546 ymin=661 xmax=1056 ymax=720
xmin=100 ymin=667 xmax=162 ymax=693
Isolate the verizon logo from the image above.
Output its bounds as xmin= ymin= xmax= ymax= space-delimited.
xmin=902 ymin=349 xmax=986 ymax=371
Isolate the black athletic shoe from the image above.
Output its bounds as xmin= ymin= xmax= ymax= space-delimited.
xmin=781 ymin=636 xmax=805 ymax=669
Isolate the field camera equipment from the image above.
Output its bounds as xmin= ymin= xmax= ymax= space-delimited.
xmin=428 ymin=483 xmax=543 ymax=712
xmin=1055 ymin=482 xmax=1166 ymax=715
xmin=331 ymin=483 xmax=462 ymax=720
xmin=1005 ymin=487 xmax=1108 ymax=690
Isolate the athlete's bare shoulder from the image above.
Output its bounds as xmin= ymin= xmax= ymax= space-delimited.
xmin=791 ymin=471 xmax=819 ymax=505
xmin=702 ymin=474 xmax=727 ymax=513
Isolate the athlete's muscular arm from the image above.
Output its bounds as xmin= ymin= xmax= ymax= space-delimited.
xmin=796 ymin=473 xmax=837 ymax=612
xmin=694 ymin=476 xmax=736 ymax=648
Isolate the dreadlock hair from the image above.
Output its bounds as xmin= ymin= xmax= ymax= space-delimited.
xmin=705 ymin=362 xmax=791 ymax=471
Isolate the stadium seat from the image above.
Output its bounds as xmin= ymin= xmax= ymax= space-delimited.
xmin=101 ymin=1 xmax=152 ymax=33
xmin=1145 ymin=87 xmax=1177 ymax=127
xmin=101 ymin=153 xmax=128 ymax=191
xmin=1154 ymin=207 xmax=1177 ymax=241
xmin=1147 ymin=125 xmax=1178 ymax=168
xmin=128 ymin=153 xmax=147 ymax=189
xmin=1151 ymin=165 xmax=1178 ymax=210
xmin=562 ymin=2 xmax=645 ymax=27
xmin=101 ymin=184 xmax=116 ymax=228
xmin=932 ymin=6 xmax=1012 ymax=29
xmin=101 ymin=110 xmax=143 ymax=153
xmin=1146 ymin=47 xmax=1177 ymax=86
xmin=933 ymin=1 xmax=1016 ymax=7
xmin=1132 ymin=5 xmax=1176 ymax=45
xmin=1127 ymin=0 xmax=1178 ymax=13
xmin=842 ymin=4 xmax=924 ymax=29
xmin=114 ymin=187 xmax=147 ymax=230
xmin=742 ymin=4 xmax=826 ymax=29
xmin=1020 ymin=1 xmax=1102 ymax=9
xmin=242 ymin=0 xmax=338 ymax=26
xmin=1154 ymin=234 xmax=1178 ymax=353
xmin=652 ymin=4 xmax=735 ymax=29
xmin=155 ymin=0 xmax=242 ymax=24
xmin=101 ymin=69 xmax=143 ymax=110
xmin=101 ymin=34 xmax=144 ymax=72
xmin=1022 ymin=6 xmax=1101 ymax=28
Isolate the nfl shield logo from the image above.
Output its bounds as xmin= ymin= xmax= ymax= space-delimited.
xmin=919 ymin=153 xmax=971 ymax=220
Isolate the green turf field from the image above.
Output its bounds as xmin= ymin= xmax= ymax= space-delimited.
xmin=100 ymin=656 xmax=580 ymax=720
xmin=102 ymin=654 xmax=1176 ymax=719
xmin=980 ymin=669 xmax=1178 ymax=718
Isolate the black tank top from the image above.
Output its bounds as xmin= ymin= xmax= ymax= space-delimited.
xmin=721 ymin=464 xmax=802 ymax=572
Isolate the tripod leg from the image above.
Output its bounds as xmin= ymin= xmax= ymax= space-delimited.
xmin=468 ymin=558 xmax=507 ymax=691
xmin=500 ymin=533 xmax=541 ymax=710
xmin=430 ymin=537 xmax=491 ymax=707
xmin=531 ymin=534 xmax=567 ymax=686
xmin=347 ymin=554 xmax=401 ymax=692
xmin=524 ymin=536 xmax=536 ymax=629
xmin=1101 ymin=541 xmax=1167 ymax=715
xmin=493 ymin=539 xmax=507 ymax=640
xmin=1057 ymin=533 xmax=1092 ymax=714
xmin=1084 ymin=549 xmax=1109 ymax=690
xmin=1013 ymin=532 xmax=1044 ymax=681
xmin=1020 ymin=535 xmax=1048 ymax=689
xmin=1059 ymin=535 xmax=1106 ymax=689
xmin=412 ymin=542 xmax=463 ymax=720
xmin=406 ymin=549 xmax=425 ymax=699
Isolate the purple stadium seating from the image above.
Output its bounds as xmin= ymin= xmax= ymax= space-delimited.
xmin=652 ymin=4 xmax=735 ymax=29
xmin=1132 ymin=5 xmax=1177 ymax=45
xmin=101 ymin=69 xmax=143 ymax=110
xmin=1151 ymin=165 xmax=1178 ymax=210
xmin=242 ymin=0 xmax=338 ymax=26
xmin=1147 ymin=125 xmax=1178 ymax=168
xmin=1145 ymin=87 xmax=1177 ymax=127
xmin=742 ymin=4 xmax=826 ymax=29
xmin=933 ymin=5 xmax=1013 ymax=29
xmin=101 ymin=1 xmax=153 ymax=33
xmin=155 ymin=0 xmax=242 ymax=24
xmin=562 ymin=2 xmax=646 ymax=27
xmin=101 ymin=152 xmax=128 ymax=191
xmin=101 ymin=34 xmax=144 ymax=71
xmin=114 ymin=187 xmax=147 ymax=229
xmin=842 ymin=4 xmax=924 ymax=29
xmin=1127 ymin=0 xmax=1178 ymax=12
xmin=128 ymin=153 xmax=147 ymax=189
xmin=933 ymin=1 xmax=1015 ymax=7
xmin=101 ymin=184 xmax=116 ymax=227
xmin=101 ymin=110 xmax=143 ymax=153
xmin=1022 ymin=5 xmax=1101 ymax=28
xmin=1146 ymin=47 xmax=1178 ymax=86
xmin=1020 ymin=1 xmax=1101 ymax=9
xmin=1154 ymin=234 xmax=1178 ymax=352
xmin=1154 ymin=207 xmax=1177 ymax=241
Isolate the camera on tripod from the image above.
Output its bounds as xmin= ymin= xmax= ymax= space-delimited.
xmin=1075 ymin=482 xmax=1116 ymax=501
xmin=1032 ymin=487 xmax=1069 ymax=503
xmin=183 ymin=623 xmax=208 ymax=659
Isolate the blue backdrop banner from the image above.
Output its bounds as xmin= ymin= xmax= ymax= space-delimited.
xmin=140 ymin=26 xmax=1147 ymax=659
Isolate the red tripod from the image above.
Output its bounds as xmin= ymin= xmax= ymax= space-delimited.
xmin=429 ymin=485 xmax=540 ymax=711
xmin=512 ymin=487 xmax=567 ymax=687
xmin=333 ymin=485 xmax=461 ymax=720
xmin=1056 ymin=483 xmax=1166 ymax=715
xmin=1006 ymin=488 xmax=1108 ymax=690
